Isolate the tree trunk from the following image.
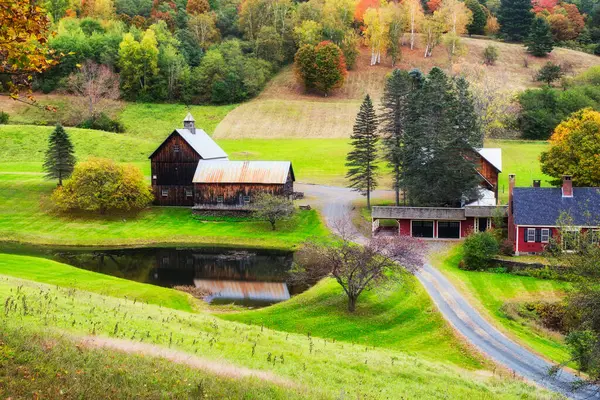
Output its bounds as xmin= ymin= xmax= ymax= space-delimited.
xmin=270 ymin=219 xmax=276 ymax=230
xmin=367 ymin=189 xmax=371 ymax=210
xmin=58 ymin=170 xmax=62 ymax=186
xmin=347 ymin=295 xmax=357 ymax=312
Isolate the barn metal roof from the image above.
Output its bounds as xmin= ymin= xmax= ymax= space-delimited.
xmin=193 ymin=160 xmax=294 ymax=184
xmin=175 ymin=129 xmax=229 ymax=160
xmin=476 ymin=148 xmax=502 ymax=172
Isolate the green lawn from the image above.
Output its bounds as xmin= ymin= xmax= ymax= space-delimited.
xmin=430 ymin=246 xmax=572 ymax=365
xmin=222 ymin=275 xmax=483 ymax=369
xmin=0 ymin=253 xmax=195 ymax=311
xmin=119 ymin=103 xmax=238 ymax=142
xmin=487 ymin=139 xmax=551 ymax=203
xmin=0 ymin=168 xmax=325 ymax=248
xmin=0 ymin=271 xmax=556 ymax=399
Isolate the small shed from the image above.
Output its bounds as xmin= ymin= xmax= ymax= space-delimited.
xmin=192 ymin=160 xmax=295 ymax=209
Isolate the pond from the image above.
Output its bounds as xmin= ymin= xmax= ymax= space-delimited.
xmin=1 ymin=244 xmax=304 ymax=307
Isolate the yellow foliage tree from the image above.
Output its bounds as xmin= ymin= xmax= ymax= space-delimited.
xmin=540 ymin=108 xmax=600 ymax=187
xmin=363 ymin=7 xmax=389 ymax=65
xmin=436 ymin=0 xmax=472 ymax=55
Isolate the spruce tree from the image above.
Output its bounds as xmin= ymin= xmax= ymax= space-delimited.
xmin=402 ymin=68 xmax=481 ymax=207
xmin=43 ymin=124 xmax=76 ymax=186
xmin=380 ymin=69 xmax=412 ymax=206
xmin=498 ymin=0 xmax=534 ymax=42
xmin=526 ymin=17 xmax=554 ymax=57
xmin=346 ymin=95 xmax=379 ymax=209
xmin=466 ymin=0 xmax=488 ymax=36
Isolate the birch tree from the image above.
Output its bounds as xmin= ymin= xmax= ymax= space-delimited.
xmin=363 ymin=8 xmax=388 ymax=65
xmin=422 ymin=14 xmax=444 ymax=57
xmin=402 ymin=0 xmax=424 ymax=50
xmin=437 ymin=0 xmax=472 ymax=55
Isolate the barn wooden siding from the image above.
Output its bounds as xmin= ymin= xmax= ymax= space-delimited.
xmin=194 ymin=170 xmax=294 ymax=206
xmin=150 ymin=133 xmax=200 ymax=206
xmin=194 ymin=183 xmax=286 ymax=205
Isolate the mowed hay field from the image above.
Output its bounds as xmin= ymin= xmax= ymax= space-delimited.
xmin=214 ymin=38 xmax=600 ymax=139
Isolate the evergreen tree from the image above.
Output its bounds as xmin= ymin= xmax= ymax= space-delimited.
xmin=466 ymin=0 xmax=487 ymax=35
xmin=526 ymin=16 xmax=554 ymax=57
xmin=498 ymin=0 xmax=534 ymax=41
xmin=380 ymin=69 xmax=412 ymax=206
xmin=43 ymin=124 xmax=76 ymax=186
xmin=453 ymin=76 xmax=483 ymax=147
xmin=346 ymin=95 xmax=379 ymax=209
xmin=402 ymin=68 xmax=481 ymax=207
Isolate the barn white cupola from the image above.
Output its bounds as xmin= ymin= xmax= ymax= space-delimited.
xmin=184 ymin=112 xmax=196 ymax=134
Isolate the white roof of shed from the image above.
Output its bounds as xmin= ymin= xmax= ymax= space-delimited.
xmin=476 ymin=148 xmax=502 ymax=172
xmin=175 ymin=128 xmax=229 ymax=160
xmin=193 ymin=160 xmax=293 ymax=184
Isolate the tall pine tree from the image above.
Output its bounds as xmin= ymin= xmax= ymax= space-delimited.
xmin=43 ymin=124 xmax=76 ymax=186
xmin=498 ymin=0 xmax=534 ymax=42
xmin=402 ymin=68 xmax=481 ymax=207
xmin=526 ymin=16 xmax=554 ymax=57
xmin=380 ymin=69 xmax=412 ymax=206
xmin=346 ymin=95 xmax=379 ymax=209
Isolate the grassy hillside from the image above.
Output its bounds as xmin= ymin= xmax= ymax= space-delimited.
xmin=0 ymin=254 xmax=196 ymax=311
xmin=222 ymin=275 xmax=481 ymax=368
xmin=214 ymin=40 xmax=600 ymax=139
xmin=0 ymin=258 xmax=558 ymax=399
xmin=430 ymin=246 xmax=572 ymax=365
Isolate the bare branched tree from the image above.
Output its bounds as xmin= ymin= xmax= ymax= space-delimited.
xmin=291 ymin=228 xmax=424 ymax=312
xmin=67 ymin=60 xmax=120 ymax=119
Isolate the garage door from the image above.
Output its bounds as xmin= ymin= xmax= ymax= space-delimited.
xmin=412 ymin=221 xmax=434 ymax=238
xmin=438 ymin=221 xmax=460 ymax=239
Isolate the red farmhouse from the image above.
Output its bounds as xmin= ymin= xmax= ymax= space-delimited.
xmin=508 ymin=174 xmax=600 ymax=254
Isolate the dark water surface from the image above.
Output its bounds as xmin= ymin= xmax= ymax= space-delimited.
xmin=1 ymin=244 xmax=303 ymax=307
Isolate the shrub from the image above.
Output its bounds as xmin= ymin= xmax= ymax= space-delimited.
xmin=566 ymin=330 xmax=598 ymax=372
xmin=0 ymin=111 xmax=8 ymax=124
xmin=483 ymin=45 xmax=499 ymax=65
xmin=462 ymin=231 xmax=499 ymax=270
xmin=294 ymin=41 xmax=347 ymax=95
xmin=499 ymin=239 xmax=514 ymax=256
xmin=536 ymin=62 xmax=564 ymax=86
xmin=52 ymin=158 xmax=153 ymax=214
xmin=77 ymin=113 xmax=125 ymax=133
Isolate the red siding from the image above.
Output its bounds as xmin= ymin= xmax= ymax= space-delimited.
xmin=461 ymin=218 xmax=475 ymax=238
xmin=398 ymin=219 xmax=411 ymax=235
xmin=516 ymin=226 xmax=559 ymax=254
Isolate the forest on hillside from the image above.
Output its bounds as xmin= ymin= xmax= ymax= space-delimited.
xmin=2 ymin=0 xmax=600 ymax=139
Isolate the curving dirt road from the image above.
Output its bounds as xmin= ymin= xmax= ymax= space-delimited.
xmin=297 ymin=183 xmax=599 ymax=400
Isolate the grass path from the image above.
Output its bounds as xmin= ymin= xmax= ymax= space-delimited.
xmin=429 ymin=246 xmax=571 ymax=365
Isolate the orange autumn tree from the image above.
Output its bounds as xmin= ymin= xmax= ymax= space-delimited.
xmin=355 ymin=0 xmax=382 ymax=22
xmin=0 ymin=0 xmax=58 ymax=103
xmin=427 ymin=0 xmax=442 ymax=13
xmin=540 ymin=108 xmax=600 ymax=187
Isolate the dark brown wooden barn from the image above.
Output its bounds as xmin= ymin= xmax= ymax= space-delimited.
xmin=149 ymin=113 xmax=228 ymax=206
xmin=149 ymin=113 xmax=295 ymax=208
xmin=192 ymin=160 xmax=295 ymax=210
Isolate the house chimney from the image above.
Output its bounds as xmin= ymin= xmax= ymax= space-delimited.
xmin=508 ymin=174 xmax=516 ymax=242
xmin=533 ymin=179 xmax=541 ymax=188
xmin=183 ymin=112 xmax=196 ymax=134
xmin=562 ymin=175 xmax=573 ymax=198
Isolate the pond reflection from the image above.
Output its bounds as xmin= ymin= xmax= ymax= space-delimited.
xmin=2 ymin=245 xmax=300 ymax=307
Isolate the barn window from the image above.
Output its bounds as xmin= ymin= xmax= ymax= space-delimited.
xmin=243 ymin=196 xmax=251 ymax=204
xmin=173 ymin=144 xmax=180 ymax=153
xmin=590 ymin=230 xmax=600 ymax=244
xmin=185 ymin=189 xmax=193 ymax=197
xmin=161 ymin=189 xmax=169 ymax=197
xmin=526 ymin=228 xmax=536 ymax=242
xmin=217 ymin=196 xmax=224 ymax=203
xmin=541 ymin=229 xmax=550 ymax=243
xmin=152 ymin=175 xmax=157 ymax=180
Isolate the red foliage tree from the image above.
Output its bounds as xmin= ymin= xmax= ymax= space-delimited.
xmin=294 ymin=41 xmax=347 ymax=95
xmin=186 ymin=0 xmax=210 ymax=15
xmin=427 ymin=0 xmax=442 ymax=13
xmin=532 ymin=0 xmax=558 ymax=13
xmin=354 ymin=0 xmax=380 ymax=22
